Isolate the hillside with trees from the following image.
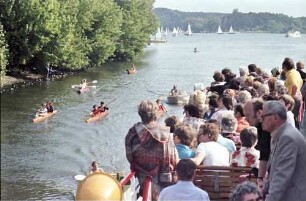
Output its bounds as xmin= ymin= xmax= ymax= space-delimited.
xmin=154 ymin=8 xmax=306 ymax=34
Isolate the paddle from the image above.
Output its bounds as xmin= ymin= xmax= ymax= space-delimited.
xmin=74 ymin=174 xmax=86 ymax=181
xmin=104 ymin=98 xmax=117 ymax=107
xmin=71 ymin=80 xmax=98 ymax=88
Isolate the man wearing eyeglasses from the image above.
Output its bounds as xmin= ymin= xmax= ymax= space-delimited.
xmin=261 ymin=101 xmax=306 ymax=201
xmin=243 ymin=99 xmax=271 ymax=191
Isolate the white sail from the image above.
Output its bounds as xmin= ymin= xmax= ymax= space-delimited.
xmin=149 ymin=28 xmax=167 ymax=43
xmin=228 ymin=25 xmax=235 ymax=34
xmin=163 ymin=27 xmax=168 ymax=36
xmin=155 ymin=27 xmax=162 ymax=39
xmin=172 ymin=27 xmax=178 ymax=36
xmin=217 ymin=26 xmax=223 ymax=34
xmin=185 ymin=23 xmax=192 ymax=36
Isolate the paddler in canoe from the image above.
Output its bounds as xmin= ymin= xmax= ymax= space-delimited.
xmin=156 ymin=99 xmax=168 ymax=112
xmin=78 ymin=79 xmax=89 ymax=93
xmin=89 ymin=161 xmax=105 ymax=174
xmin=35 ymin=103 xmax=48 ymax=117
xmin=98 ymin=101 xmax=109 ymax=113
xmin=170 ymin=85 xmax=178 ymax=95
xmin=46 ymin=101 xmax=54 ymax=113
xmin=90 ymin=105 xmax=100 ymax=117
xmin=126 ymin=64 xmax=136 ymax=74
xmin=33 ymin=102 xmax=56 ymax=123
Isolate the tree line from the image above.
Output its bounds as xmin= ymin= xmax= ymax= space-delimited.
xmin=0 ymin=0 xmax=158 ymax=76
xmin=154 ymin=8 xmax=306 ymax=34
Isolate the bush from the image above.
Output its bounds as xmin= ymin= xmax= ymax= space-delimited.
xmin=0 ymin=23 xmax=8 ymax=76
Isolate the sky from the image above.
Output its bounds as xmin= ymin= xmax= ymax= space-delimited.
xmin=154 ymin=0 xmax=306 ymax=18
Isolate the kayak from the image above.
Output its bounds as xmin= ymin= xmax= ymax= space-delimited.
xmin=127 ymin=69 xmax=136 ymax=74
xmin=77 ymin=87 xmax=90 ymax=94
xmin=32 ymin=110 xmax=57 ymax=123
xmin=85 ymin=111 xmax=108 ymax=123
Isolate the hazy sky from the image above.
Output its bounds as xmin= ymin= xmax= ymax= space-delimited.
xmin=154 ymin=0 xmax=306 ymax=17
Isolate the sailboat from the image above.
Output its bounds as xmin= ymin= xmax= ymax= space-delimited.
xmin=217 ymin=26 xmax=224 ymax=34
xmin=172 ymin=27 xmax=178 ymax=37
xmin=228 ymin=25 xmax=235 ymax=34
xmin=184 ymin=23 xmax=192 ymax=36
xmin=149 ymin=27 xmax=167 ymax=43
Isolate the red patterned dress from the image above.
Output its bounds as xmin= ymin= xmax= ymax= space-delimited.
xmin=230 ymin=147 xmax=259 ymax=168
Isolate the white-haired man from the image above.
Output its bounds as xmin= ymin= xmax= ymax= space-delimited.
xmin=261 ymin=100 xmax=306 ymax=201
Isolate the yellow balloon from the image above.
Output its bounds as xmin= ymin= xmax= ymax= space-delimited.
xmin=76 ymin=173 xmax=122 ymax=201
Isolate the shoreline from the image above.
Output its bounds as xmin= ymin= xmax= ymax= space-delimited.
xmin=1 ymin=74 xmax=44 ymax=88
xmin=0 ymin=71 xmax=71 ymax=93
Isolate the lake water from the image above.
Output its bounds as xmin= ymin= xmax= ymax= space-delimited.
xmin=1 ymin=33 xmax=306 ymax=200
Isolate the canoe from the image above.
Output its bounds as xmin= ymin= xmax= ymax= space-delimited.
xmin=85 ymin=111 xmax=108 ymax=123
xmin=77 ymin=87 xmax=90 ymax=94
xmin=127 ymin=69 xmax=136 ymax=74
xmin=32 ymin=110 xmax=57 ymax=123
xmin=167 ymin=93 xmax=189 ymax=104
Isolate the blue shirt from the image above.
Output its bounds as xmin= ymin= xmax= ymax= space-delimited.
xmin=217 ymin=134 xmax=236 ymax=153
xmin=176 ymin=144 xmax=195 ymax=159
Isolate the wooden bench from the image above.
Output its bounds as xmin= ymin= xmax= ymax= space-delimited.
xmin=194 ymin=166 xmax=256 ymax=201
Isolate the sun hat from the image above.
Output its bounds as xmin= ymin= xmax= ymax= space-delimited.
xmin=221 ymin=114 xmax=238 ymax=133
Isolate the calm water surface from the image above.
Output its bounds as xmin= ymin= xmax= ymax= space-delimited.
xmin=1 ymin=33 xmax=306 ymax=200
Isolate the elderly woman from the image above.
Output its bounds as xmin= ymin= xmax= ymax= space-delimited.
xmin=183 ymin=104 xmax=205 ymax=133
xmin=230 ymin=181 xmax=261 ymax=201
xmin=192 ymin=123 xmax=229 ymax=166
xmin=221 ymin=114 xmax=240 ymax=144
xmin=125 ymin=100 xmax=179 ymax=201
xmin=189 ymin=90 xmax=208 ymax=117
xmin=173 ymin=125 xmax=196 ymax=159
xmin=236 ymin=90 xmax=252 ymax=104
xmin=230 ymin=127 xmax=260 ymax=168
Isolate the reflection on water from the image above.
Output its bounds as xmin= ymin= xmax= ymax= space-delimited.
xmin=1 ymin=33 xmax=306 ymax=200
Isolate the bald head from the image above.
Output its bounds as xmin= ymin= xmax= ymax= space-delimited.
xmin=243 ymin=100 xmax=260 ymax=126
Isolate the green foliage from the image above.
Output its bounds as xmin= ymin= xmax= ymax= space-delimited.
xmin=113 ymin=0 xmax=158 ymax=61
xmin=85 ymin=0 xmax=122 ymax=67
xmin=0 ymin=23 xmax=8 ymax=76
xmin=154 ymin=8 xmax=306 ymax=33
xmin=0 ymin=0 xmax=155 ymax=71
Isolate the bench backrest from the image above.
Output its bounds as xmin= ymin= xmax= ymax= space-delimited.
xmin=194 ymin=166 xmax=255 ymax=201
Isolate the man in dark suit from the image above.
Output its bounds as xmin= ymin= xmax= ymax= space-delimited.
xmin=261 ymin=101 xmax=306 ymax=201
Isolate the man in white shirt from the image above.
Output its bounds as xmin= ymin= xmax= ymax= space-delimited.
xmin=158 ymin=159 xmax=210 ymax=201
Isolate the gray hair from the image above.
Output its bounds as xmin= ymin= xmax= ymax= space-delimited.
xmin=138 ymin=100 xmax=158 ymax=124
xmin=257 ymin=84 xmax=269 ymax=95
xmin=221 ymin=114 xmax=238 ymax=133
xmin=239 ymin=67 xmax=248 ymax=76
xmin=230 ymin=181 xmax=261 ymax=201
xmin=237 ymin=90 xmax=252 ymax=104
xmin=275 ymin=83 xmax=287 ymax=95
xmin=264 ymin=101 xmax=287 ymax=120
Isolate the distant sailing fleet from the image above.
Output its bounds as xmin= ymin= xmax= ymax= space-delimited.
xmin=149 ymin=23 xmax=301 ymax=43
